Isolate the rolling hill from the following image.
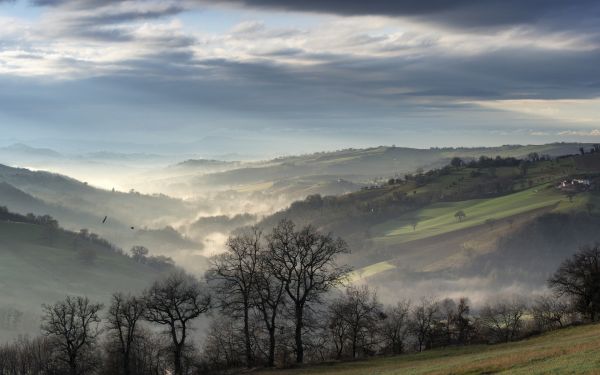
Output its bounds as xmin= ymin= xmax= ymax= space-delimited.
xmin=149 ymin=143 xmax=593 ymax=200
xmin=258 ymin=323 xmax=600 ymax=375
xmin=256 ymin=150 xmax=600 ymax=298
xmin=0 ymin=163 xmax=203 ymax=261
xmin=0 ymin=210 xmax=168 ymax=339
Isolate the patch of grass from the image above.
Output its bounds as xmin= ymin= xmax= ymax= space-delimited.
xmin=372 ymin=186 xmax=563 ymax=246
xmin=258 ymin=324 xmax=600 ymax=375
xmin=350 ymin=261 xmax=396 ymax=281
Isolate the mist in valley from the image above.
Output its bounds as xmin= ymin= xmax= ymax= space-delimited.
xmin=2 ymin=0 xmax=600 ymax=371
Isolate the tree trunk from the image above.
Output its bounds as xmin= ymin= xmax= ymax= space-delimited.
xmin=69 ymin=359 xmax=77 ymax=375
xmin=243 ymin=301 xmax=254 ymax=367
xmin=295 ymin=305 xmax=304 ymax=363
xmin=123 ymin=351 xmax=130 ymax=375
xmin=173 ymin=345 xmax=183 ymax=375
xmin=267 ymin=327 xmax=276 ymax=367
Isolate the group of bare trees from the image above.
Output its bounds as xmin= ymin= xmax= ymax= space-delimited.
xmin=206 ymin=220 xmax=350 ymax=368
xmin=200 ymin=243 xmax=600 ymax=370
xmin=0 ymin=271 xmax=211 ymax=375
xmin=1 ymin=216 xmax=599 ymax=374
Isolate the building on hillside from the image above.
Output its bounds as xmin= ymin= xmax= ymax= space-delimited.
xmin=557 ymin=178 xmax=591 ymax=191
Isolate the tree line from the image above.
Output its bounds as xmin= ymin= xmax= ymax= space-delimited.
xmin=1 ymin=220 xmax=600 ymax=374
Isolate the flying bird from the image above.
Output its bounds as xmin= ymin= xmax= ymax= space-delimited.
xmin=102 ymin=216 xmax=107 ymax=224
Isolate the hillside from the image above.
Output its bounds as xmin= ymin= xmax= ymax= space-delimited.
xmin=257 ymin=150 xmax=600 ymax=298
xmin=0 ymin=212 xmax=168 ymax=338
xmin=258 ymin=324 xmax=600 ymax=375
xmin=0 ymin=163 xmax=191 ymax=227
xmin=0 ymin=164 xmax=203 ymax=261
xmin=150 ymin=143 xmax=592 ymax=199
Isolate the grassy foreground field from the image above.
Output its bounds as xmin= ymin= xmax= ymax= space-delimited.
xmin=259 ymin=324 xmax=600 ymax=375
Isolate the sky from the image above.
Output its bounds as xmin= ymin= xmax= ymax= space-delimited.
xmin=1 ymin=0 xmax=600 ymax=157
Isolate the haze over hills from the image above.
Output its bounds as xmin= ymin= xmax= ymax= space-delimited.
xmin=142 ymin=142 xmax=592 ymax=197
xmin=255 ymin=148 xmax=600 ymax=301
xmin=2 ymin=143 xmax=598 ymax=294
xmin=0 ymin=208 xmax=171 ymax=339
xmin=3 ymin=0 xmax=600 ymax=370
xmin=1 ymin=142 xmax=594 ymax=262
xmin=1 ymin=141 xmax=600 ymax=367
xmin=1 ymin=144 xmax=598 ymax=307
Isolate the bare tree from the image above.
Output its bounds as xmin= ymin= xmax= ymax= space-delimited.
xmin=548 ymin=244 xmax=600 ymax=321
xmin=380 ymin=300 xmax=411 ymax=355
xmin=440 ymin=298 xmax=457 ymax=346
xmin=106 ymin=292 xmax=146 ymax=375
xmin=479 ymin=299 xmax=526 ymax=343
xmin=252 ymin=245 xmax=287 ymax=367
xmin=130 ymin=328 xmax=171 ymax=375
xmin=455 ymin=298 xmax=473 ymax=345
xmin=410 ymin=298 xmax=440 ymax=352
xmin=0 ymin=336 xmax=57 ymax=375
xmin=144 ymin=271 xmax=211 ymax=375
xmin=130 ymin=246 xmax=149 ymax=263
xmin=328 ymin=286 xmax=382 ymax=359
xmin=207 ymin=228 xmax=261 ymax=367
xmin=41 ymin=296 xmax=103 ymax=375
xmin=531 ymin=294 xmax=570 ymax=332
xmin=202 ymin=316 xmax=246 ymax=370
xmin=327 ymin=298 xmax=351 ymax=359
xmin=266 ymin=219 xmax=351 ymax=363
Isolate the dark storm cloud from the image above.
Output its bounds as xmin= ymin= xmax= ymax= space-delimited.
xmin=28 ymin=0 xmax=600 ymax=31
xmin=199 ymin=0 xmax=600 ymax=31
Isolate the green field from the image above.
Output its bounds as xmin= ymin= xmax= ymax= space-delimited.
xmin=350 ymin=261 xmax=396 ymax=281
xmin=372 ymin=185 xmax=568 ymax=246
xmin=259 ymin=324 xmax=600 ymax=375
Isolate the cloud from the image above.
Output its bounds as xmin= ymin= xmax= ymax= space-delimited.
xmin=558 ymin=129 xmax=600 ymax=136
xmin=1 ymin=0 xmax=599 ymax=149
xmin=474 ymin=98 xmax=600 ymax=125
xmin=196 ymin=0 xmax=600 ymax=30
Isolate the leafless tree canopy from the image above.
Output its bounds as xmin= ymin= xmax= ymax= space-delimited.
xmin=410 ymin=298 xmax=440 ymax=352
xmin=327 ymin=285 xmax=383 ymax=359
xmin=41 ymin=296 xmax=103 ymax=375
xmin=479 ymin=299 xmax=526 ymax=343
xmin=548 ymin=244 xmax=600 ymax=321
xmin=144 ymin=271 xmax=211 ymax=375
xmin=3 ymin=221 xmax=598 ymax=374
xmin=380 ymin=300 xmax=411 ymax=355
xmin=106 ymin=292 xmax=146 ymax=375
xmin=207 ymin=227 xmax=262 ymax=367
xmin=266 ymin=219 xmax=351 ymax=363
